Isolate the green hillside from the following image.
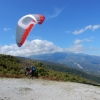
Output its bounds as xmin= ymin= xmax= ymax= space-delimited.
xmin=42 ymin=61 xmax=100 ymax=84
xmin=0 ymin=54 xmax=100 ymax=86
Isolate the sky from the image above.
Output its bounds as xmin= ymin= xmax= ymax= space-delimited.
xmin=0 ymin=0 xmax=100 ymax=57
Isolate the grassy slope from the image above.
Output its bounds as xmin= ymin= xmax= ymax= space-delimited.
xmin=0 ymin=54 xmax=100 ymax=86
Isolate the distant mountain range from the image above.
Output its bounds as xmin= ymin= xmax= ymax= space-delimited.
xmin=29 ymin=52 xmax=100 ymax=75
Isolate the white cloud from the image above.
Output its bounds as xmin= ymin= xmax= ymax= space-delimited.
xmin=0 ymin=38 xmax=96 ymax=57
xmin=85 ymin=25 xmax=92 ymax=30
xmin=74 ymin=39 xmax=82 ymax=44
xmin=46 ymin=7 xmax=64 ymax=19
xmin=92 ymin=25 xmax=100 ymax=31
xmin=73 ymin=24 xmax=100 ymax=34
xmin=0 ymin=39 xmax=63 ymax=57
xmin=74 ymin=38 xmax=92 ymax=45
xmin=73 ymin=29 xmax=84 ymax=34
xmin=3 ymin=28 xmax=11 ymax=31
xmin=65 ymin=44 xmax=85 ymax=53
xmin=64 ymin=38 xmax=93 ymax=54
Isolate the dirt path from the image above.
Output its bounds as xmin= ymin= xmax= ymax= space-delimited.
xmin=0 ymin=78 xmax=100 ymax=100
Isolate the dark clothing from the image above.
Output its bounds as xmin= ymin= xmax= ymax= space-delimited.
xmin=24 ymin=67 xmax=31 ymax=75
xmin=29 ymin=67 xmax=36 ymax=79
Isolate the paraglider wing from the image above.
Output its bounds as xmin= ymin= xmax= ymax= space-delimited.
xmin=16 ymin=14 xmax=45 ymax=47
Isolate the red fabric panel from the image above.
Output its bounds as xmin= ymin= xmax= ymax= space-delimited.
xmin=38 ymin=15 xmax=45 ymax=24
xmin=20 ymin=24 xmax=34 ymax=46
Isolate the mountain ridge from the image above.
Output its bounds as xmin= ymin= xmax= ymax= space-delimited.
xmin=30 ymin=52 xmax=100 ymax=75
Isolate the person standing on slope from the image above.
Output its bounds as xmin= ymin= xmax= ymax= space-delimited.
xmin=29 ymin=66 xmax=36 ymax=79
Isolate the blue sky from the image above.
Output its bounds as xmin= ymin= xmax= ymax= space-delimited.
xmin=0 ymin=0 xmax=100 ymax=57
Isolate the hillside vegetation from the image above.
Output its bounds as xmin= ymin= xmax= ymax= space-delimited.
xmin=42 ymin=61 xmax=100 ymax=84
xmin=0 ymin=54 xmax=100 ymax=86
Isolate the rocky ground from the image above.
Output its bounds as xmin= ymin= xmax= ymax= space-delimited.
xmin=0 ymin=78 xmax=100 ymax=100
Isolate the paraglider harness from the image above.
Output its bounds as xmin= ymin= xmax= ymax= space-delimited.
xmin=28 ymin=66 xmax=36 ymax=79
xmin=30 ymin=67 xmax=36 ymax=73
xmin=24 ymin=66 xmax=36 ymax=79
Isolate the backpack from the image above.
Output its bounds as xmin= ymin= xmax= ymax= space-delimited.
xmin=32 ymin=67 xmax=36 ymax=71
